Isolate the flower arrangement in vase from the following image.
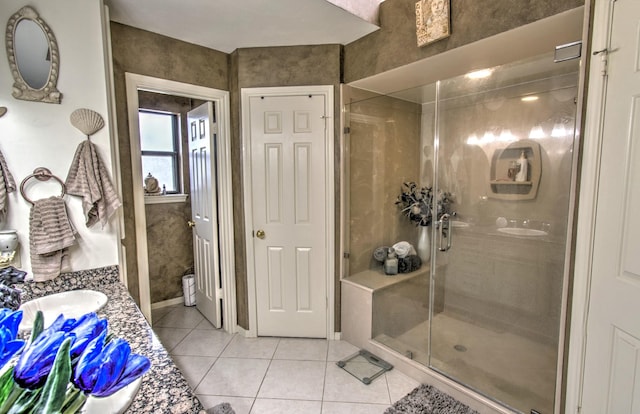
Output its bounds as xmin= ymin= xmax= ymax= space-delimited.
xmin=0 ymin=308 xmax=150 ymax=413
xmin=396 ymin=182 xmax=452 ymax=227
xmin=396 ymin=182 xmax=453 ymax=261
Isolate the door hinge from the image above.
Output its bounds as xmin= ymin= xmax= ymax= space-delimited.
xmin=592 ymin=48 xmax=609 ymax=77
xmin=344 ymin=127 xmax=351 ymax=134
xmin=343 ymin=252 xmax=350 ymax=259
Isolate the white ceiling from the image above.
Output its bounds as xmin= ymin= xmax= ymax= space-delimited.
xmin=105 ymin=0 xmax=382 ymax=54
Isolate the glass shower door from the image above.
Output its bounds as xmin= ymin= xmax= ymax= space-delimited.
xmin=429 ymin=53 xmax=579 ymax=413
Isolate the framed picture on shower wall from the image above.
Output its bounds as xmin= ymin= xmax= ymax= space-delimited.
xmin=415 ymin=0 xmax=451 ymax=47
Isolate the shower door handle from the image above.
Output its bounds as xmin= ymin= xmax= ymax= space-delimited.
xmin=438 ymin=213 xmax=452 ymax=252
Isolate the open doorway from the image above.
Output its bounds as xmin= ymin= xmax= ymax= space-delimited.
xmin=124 ymin=73 xmax=236 ymax=333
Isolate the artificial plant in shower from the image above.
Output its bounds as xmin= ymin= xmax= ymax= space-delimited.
xmin=396 ymin=182 xmax=453 ymax=227
xmin=65 ymin=108 xmax=122 ymax=228
xmin=396 ymin=182 xmax=453 ymax=262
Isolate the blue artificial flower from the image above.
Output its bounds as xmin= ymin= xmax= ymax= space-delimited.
xmin=0 ymin=328 xmax=24 ymax=370
xmin=13 ymin=330 xmax=72 ymax=389
xmin=73 ymin=333 xmax=150 ymax=398
xmin=0 ymin=309 xmax=25 ymax=369
xmin=65 ymin=313 xmax=108 ymax=360
xmin=0 ymin=308 xmax=22 ymax=340
xmin=13 ymin=311 xmax=109 ymax=390
xmin=45 ymin=313 xmax=79 ymax=334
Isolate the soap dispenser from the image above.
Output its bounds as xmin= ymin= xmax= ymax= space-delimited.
xmin=515 ymin=151 xmax=528 ymax=182
xmin=384 ymin=247 xmax=398 ymax=275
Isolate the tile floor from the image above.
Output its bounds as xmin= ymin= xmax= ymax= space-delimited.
xmin=151 ymin=305 xmax=420 ymax=414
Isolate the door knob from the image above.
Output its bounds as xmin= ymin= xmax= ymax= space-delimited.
xmin=187 ymin=220 xmax=196 ymax=228
xmin=256 ymin=229 xmax=266 ymax=239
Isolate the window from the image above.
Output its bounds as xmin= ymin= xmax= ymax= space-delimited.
xmin=138 ymin=110 xmax=181 ymax=194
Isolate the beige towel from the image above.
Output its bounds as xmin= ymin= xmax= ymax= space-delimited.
xmin=0 ymin=150 xmax=16 ymax=223
xmin=29 ymin=196 xmax=76 ymax=281
xmin=65 ymin=140 xmax=121 ymax=228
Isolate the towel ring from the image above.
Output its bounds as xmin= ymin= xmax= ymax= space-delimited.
xmin=20 ymin=167 xmax=66 ymax=205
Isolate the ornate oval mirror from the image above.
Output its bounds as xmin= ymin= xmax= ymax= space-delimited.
xmin=5 ymin=6 xmax=61 ymax=103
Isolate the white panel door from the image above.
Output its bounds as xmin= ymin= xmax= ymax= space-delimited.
xmin=582 ymin=1 xmax=640 ymax=412
xmin=250 ymin=94 xmax=327 ymax=338
xmin=188 ymin=102 xmax=222 ymax=329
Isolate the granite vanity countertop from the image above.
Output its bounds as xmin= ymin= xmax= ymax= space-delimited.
xmin=15 ymin=265 xmax=205 ymax=414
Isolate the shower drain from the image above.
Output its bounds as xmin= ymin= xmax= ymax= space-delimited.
xmin=453 ymin=344 xmax=467 ymax=352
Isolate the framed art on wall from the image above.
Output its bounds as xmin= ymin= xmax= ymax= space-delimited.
xmin=416 ymin=0 xmax=450 ymax=47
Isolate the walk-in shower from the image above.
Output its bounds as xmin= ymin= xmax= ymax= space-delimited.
xmin=342 ymin=51 xmax=580 ymax=413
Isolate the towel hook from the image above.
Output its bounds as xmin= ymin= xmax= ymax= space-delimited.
xmin=19 ymin=167 xmax=66 ymax=205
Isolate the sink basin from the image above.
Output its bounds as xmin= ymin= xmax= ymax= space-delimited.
xmin=497 ymin=227 xmax=548 ymax=237
xmin=81 ymin=377 xmax=141 ymax=414
xmin=19 ymin=290 xmax=108 ymax=331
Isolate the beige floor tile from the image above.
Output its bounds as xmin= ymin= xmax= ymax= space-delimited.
xmin=171 ymin=329 xmax=233 ymax=357
xmin=251 ymin=398 xmax=322 ymax=414
xmin=151 ymin=305 xmax=175 ymax=322
xmin=273 ymin=338 xmax=328 ymax=361
xmin=196 ymin=395 xmax=254 ymax=414
xmin=154 ymin=305 xmax=204 ymax=329
xmin=327 ymin=340 xmax=359 ymax=362
xmin=257 ymin=360 xmax=326 ymax=400
xmin=385 ymin=369 xmax=420 ymax=403
xmin=153 ymin=327 xmax=191 ymax=352
xmin=171 ymin=355 xmax=216 ymax=389
xmin=323 ymin=362 xmax=391 ymax=405
xmin=321 ymin=401 xmax=390 ymax=414
xmin=195 ymin=317 xmax=217 ymax=330
xmin=221 ymin=335 xmax=280 ymax=359
xmin=196 ymin=358 xmax=270 ymax=397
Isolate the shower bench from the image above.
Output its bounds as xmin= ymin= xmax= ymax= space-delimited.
xmin=341 ymin=266 xmax=430 ymax=350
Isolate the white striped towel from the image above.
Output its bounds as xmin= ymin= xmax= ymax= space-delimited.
xmin=0 ymin=150 xmax=16 ymax=223
xmin=29 ymin=196 xmax=76 ymax=281
xmin=65 ymin=140 xmax=121 ymax=228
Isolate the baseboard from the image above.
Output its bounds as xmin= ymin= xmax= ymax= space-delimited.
xmin=151 ymin=296 xmax=184 ymax=309
xmin=235 ymin=325 xmax=248 ymax=337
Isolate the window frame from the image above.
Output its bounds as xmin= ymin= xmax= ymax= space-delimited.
xmin=138 ymin=109 xmax=182 ymax=195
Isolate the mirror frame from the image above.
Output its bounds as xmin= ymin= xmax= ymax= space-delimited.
xmin=5 ymin=6 xmax=61 ymax=104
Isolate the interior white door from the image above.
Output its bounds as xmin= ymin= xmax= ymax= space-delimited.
xmin=249 ymin=93 xmax=328 ymax=338
xmin=581 ymin=1 xmax=640 ymax=412
xmin=188 ymin=102 xmax=222 ymax=329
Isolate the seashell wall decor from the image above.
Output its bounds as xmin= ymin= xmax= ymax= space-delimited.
xmin=70 ymin=108 xmax=105 ymax=138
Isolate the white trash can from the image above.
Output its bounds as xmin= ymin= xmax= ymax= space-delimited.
xmin=182 ymin=274 xmax=196 ymax=306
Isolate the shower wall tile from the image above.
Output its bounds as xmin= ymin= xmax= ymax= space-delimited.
xmin=348 ymin=95 xmax=422 ymax=275
xmin=438 ymin=82 xmax=578 ymax=230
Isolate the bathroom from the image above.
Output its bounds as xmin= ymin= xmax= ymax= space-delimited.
xmin=0 ymin=0 xmax=635 ymax=413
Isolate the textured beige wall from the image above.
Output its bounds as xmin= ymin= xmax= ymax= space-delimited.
xmin=110 ymin=22 xmax=229 ymax=303
xmin=138 ymin=91 xmax=197 ymax=303
xmin=230 ymin=44 xmax=342 ymax=329
xmin=344 ymin=0 xmax=585 ymax=82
